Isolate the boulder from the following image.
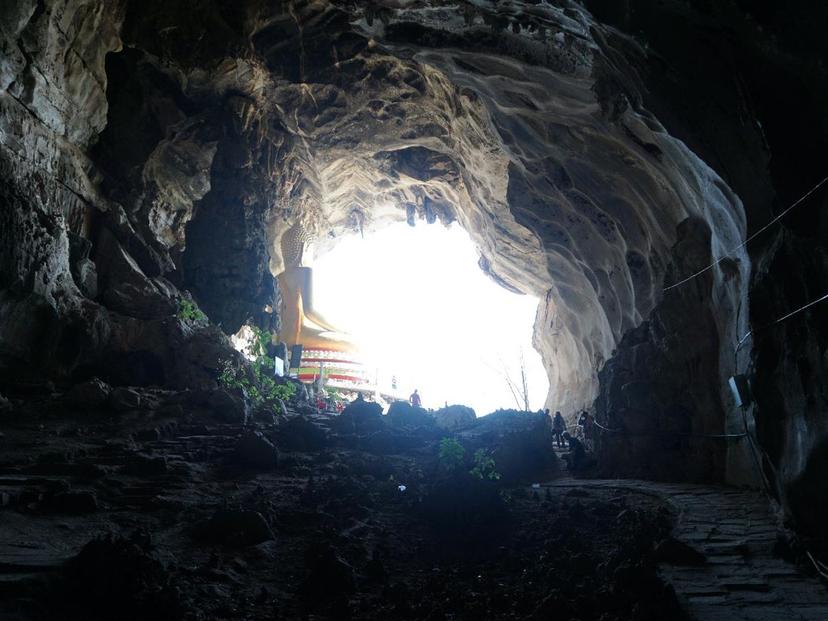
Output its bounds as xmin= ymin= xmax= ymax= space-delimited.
xmin=333 ymin=399 xmax=384 ymax=435
xmin=234 ymin=431 xmax=279 ymax=470
xmin=432 ymin=404 xmax=477 ymax=431
xmin=251 ymin=407 xmax=279 ymax=426
xmin=387 ymin=401 xmax=434 ymax=429
xmin=210 ymin=389 xmax=250 ymax=423
xmin=163 ymin=325 xmax=243 ymax=391
xmin=458 ymin=409 xmax=559 ymax=484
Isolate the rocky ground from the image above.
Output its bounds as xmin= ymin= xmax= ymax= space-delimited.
xmin=0 ymin=384 xmax=693 ymax=620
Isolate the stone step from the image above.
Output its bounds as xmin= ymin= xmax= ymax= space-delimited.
xmin=548 ymin=478 xmax=828 ymax=620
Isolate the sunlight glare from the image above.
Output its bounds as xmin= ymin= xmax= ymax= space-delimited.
xmin=313 ymin=222 xmax=549 ymax=416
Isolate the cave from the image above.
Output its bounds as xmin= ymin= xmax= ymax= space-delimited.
xmin=1 ymin=0 xmax=827 ymax=619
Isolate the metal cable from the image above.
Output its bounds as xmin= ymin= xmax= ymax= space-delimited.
xmin=588 ymin=419 xmax=746 ymax=440
xmin=664 ymin=175 xmax=828 ymax=292
xmin=586 ymin=289 xmax=828 ymax=442
xmin=737 ymin=291 xmax=828 ymax=350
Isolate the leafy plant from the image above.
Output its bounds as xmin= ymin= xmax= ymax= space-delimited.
xmin=217 ymin=324 xmax=296 ymax=409
xmin=248 ymin=325 xmax=270 ymax=359
xmin=470 ymin=448 xmax=501 ymax=481
xmin=438 ymin=437 xmax=466 ymax=473
xmin=177 ymin=298 xmax=206 ymax=322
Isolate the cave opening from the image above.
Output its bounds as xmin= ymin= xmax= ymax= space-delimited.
xmin=310 ymin=221 xmax=549 ymax=414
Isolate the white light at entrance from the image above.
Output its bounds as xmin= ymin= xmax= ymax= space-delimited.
xmin=313 ymin=222 xmax=548 ymax=415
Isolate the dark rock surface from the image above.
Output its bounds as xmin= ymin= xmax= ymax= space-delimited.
xmin=747 ymin=228 xmax=828 ymax=553
xmin=109 ymin=386 xmax=143 ymax=411
xmin=0 ymin=394 xmax=697 ymax=620
xmin=594 ymin=218 xmax=730 ymax=482
xmin=654 ymin=536 xmax=707 ymax=567
xmin=49 ymin=534 xmax=186 ymax=621
xmin=431 ymin=404 xmax=477 ymax=431
xmin=458 ymin=409 xmax=561 ymax=484
xmin=41 ymin=491 xmax=99 ymax=515
xmin=387 ymin=401 xmax=435 ymax=429
xmin=233 ymin=431 xmax=279 ymax=471
xmin=275 ymin=415 xmax=329 ymax=452
xmin=333 ymin=399 xmax=385 ymax=435
xmin=298 ymin=543 xmax=357 ymax=615
xmin=194 ymin=509 xmax=275 ymax=547
xmin=64 ymin=378 xmax=111 ymax=409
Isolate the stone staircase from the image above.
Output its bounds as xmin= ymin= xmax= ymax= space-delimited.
xmin=545 ymin=479 xmax=828 ymax=620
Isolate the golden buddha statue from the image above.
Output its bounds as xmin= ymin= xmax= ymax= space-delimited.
xmin=276 ymin=222 xmax=353 ymax=353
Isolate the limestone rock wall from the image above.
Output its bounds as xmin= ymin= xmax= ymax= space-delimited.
xmin=594 ymin=218 xmax=731 ymax=482
xmin=0 ymin=0 xmax=240 ymax=389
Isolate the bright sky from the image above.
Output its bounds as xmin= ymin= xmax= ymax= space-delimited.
xmin=313 ymin=222 xmax=549 ymax=416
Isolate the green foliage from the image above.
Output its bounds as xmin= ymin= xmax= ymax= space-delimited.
xmin=270 ymin=380 xmax=297 ymax=402
xmin=469 ymin=448 xmax=501 ymax=481
xmin=248 ymin=325 xmax=270 ymax=359
xmin=217 ymin=325 xmax=296 ymax=408
xmin=218 ymin=360 xmax=243 ymax=391
xmin=177 ymin=298 xmax=206 ymax=322
xmin=218 ymin=358 xmax=296 ymax=408
xmin=438 ymin=437 xmax=466 ymax=473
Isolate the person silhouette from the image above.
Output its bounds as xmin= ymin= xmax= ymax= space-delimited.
xmin=552 ymin=411 xmax=566 ymax=448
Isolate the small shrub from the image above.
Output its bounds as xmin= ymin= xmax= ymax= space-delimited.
xmin=438 ymin=437 xmax=466 ymax=473
xmin=217 ymin=325 xmax=296 ymax=410
xmin=270 ymin=381 xmax=296 ymax=402
xmin=177 ymin=298 xmax=206 ymax=322
xmin=470 ymin=448 xmax=501 ymax=481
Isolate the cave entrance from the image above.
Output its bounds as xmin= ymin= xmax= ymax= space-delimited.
xmin=305 ymin=222 xmax=548 ymax=415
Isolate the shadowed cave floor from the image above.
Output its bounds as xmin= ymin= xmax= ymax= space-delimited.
xmin=0 ymin=388 xmax=824 ymax=620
